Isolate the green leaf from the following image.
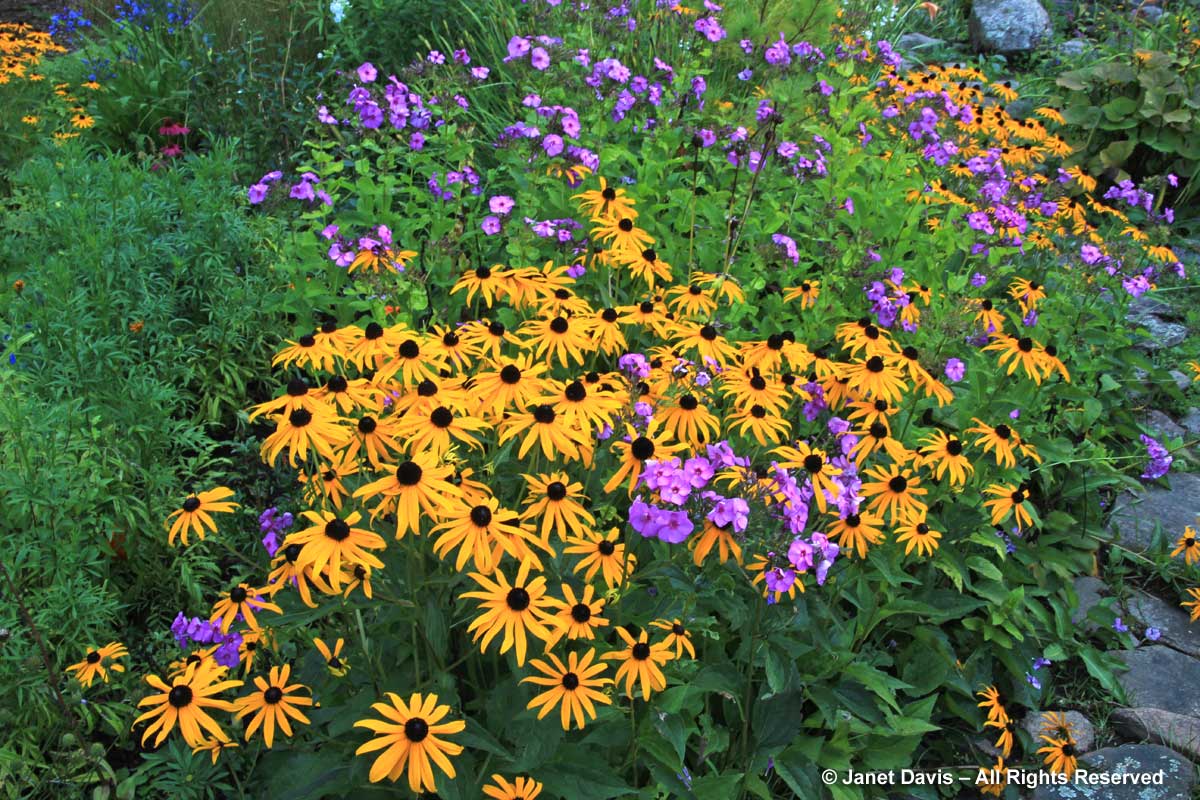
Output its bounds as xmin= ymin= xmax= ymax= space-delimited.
xmin=692 ymin=773 xmax=743 ymax=799
xmin=1079 ymin=645 xmax=1127 ymax=699
xmin=752 ymin=690 xmax=805 ymax=749
xmin=966 ymin=555 xmax=1003 ymax=582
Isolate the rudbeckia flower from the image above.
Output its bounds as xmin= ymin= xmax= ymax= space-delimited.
xmin=895 ymin=515 xmax=943 ymax=556
xmin=563 ymin=528 xmax=635 ymax=588
xmin=860 ymin=465 xmax=928 ymax=524
xmin=917 ymin=430 xmax=974 ymax=486
xmin=574 ymin=177 xmax=637 ymax=220
xmin=519 ymin=314 xmax=593 ymax=367
xmin=1037 ymin=737 xmax=1078 ymax=778
xmin=461 ymin=559 xmax=555 ymax=665
xmin=282 ymin=510 xmax=386 ymax=590
xmin=352 ymin=452 xmax=463 ymax=539
xmin=233 ymin=664 xmax=313 ymax=747
xmin=132 ymin=661 xmax=242 ymax=748
xmin=689 ymin=518 xmax=743 ymax=566
xmin=773 ymin=442 xmax=842 ymax=514
xmin=498 ymin=404 xmax=591 ymax=462
xmin=271 ymin=331 xmax=338 ymax=372
xmin=165 ymin=487 xmax=239 ymax=546
xmin=522 ymin=649 xmax=613 ymax=730
xmin=843 ymin=355 xmax=908 ymax=405
xmin=472 ymin=354 xmax=551 ymax=417
xmin=451 ymin=265 xmax=508 ymax=307
xmin=484 ymin=774 xmax=544 ymax=800
xmin=210 ymin=583 xmax=282 ymax=633
xmin=520 ymin=472 xmax=595 ymax=541
xmin=603 ymin=627 xmax=672 ymax=700
xmin=1173 ymin=527 xmax=1200 ymax=565
xmin=826 ymin=510 xmax=886 ymax=559
xmin=983 ymin=483 xmax=1034 ymax=530
xmin=260 ymin=407 xmax=349 ymax=468
xmin=354 ymin=692 xmax=466 ymax=790
xmin=314 ymin=637 xmax=350 ymax=676
xmin=65 ymin=642 xmax=128 ymax=688
xmin=339 ymin=413 xmax=405 ymax=470
xmin=650 ymin=618 xmax=696 ymax=659
xmin=603 ymin=422 xmax=685 ymax=495
xmin=395 ymin=404 xmax=490 ymax=458
xmin=976 ymin=685 xmax=1009 ymax=725
xmin=542 ymin=583 xmax=609 ymax=649
xmin=433 ymin=497 xmax=548 ymax=573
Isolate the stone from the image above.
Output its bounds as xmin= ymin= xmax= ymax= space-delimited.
xmin=1114 ymin=646 xmax=1200 ymax=717
xmin=1005 ymin=98 xmax=1035 ymax=120
xmin=1071 ymin=576 xmax=1107 ymax=627
xmin=1131 ymin=316 xmax=1188 ymax=351
xmin=1059 ymin=38 xmax=1090 ymax=57
xmin=1020 ymin=710 xmax=1096 ymax=753
xmin=1031 ymin=744 xmax=1195 ymax=800
xmin=1181 ymin=408 xmax=1200 ymax=437
xmin=1129 ymin=294 xmax=1173 ymax=318
xmin=1138 ymin=409 xmax=1187 ymax=442
xmin=1170 ymin=370 xmax=1192 ymax=392
xmin=1108 ymin=472 xmax=1200 ymax=551
xmin=895 ymin=32 xmax=945 ymax=51
xmin=1123 ymin=590 xmax=1200 ymax=658
xmin=1112 ymin=708 xmax=1200 ymax=762
xmin=969 ymin=0 xmax=1053 ymax=54
xmin=1135 ymin=5 xmax=1164 ymax=24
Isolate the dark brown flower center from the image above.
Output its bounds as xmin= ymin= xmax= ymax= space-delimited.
xmin=182 ymin=497 xmax=201 ymax=513
xmin=325 ymin=518 xmax=351 ymax=541
xmin=866 ymin=356 xmax=885 ymax=373
xmin=888 ymin=475 xmax=908 ymax=493
xmin=562 ymin=672 xmax=580 ymax=690
xmin=358 ymin=416 xmax=377 ymax=434
xmin=679 ymin=394 xmax=698 ymax=411
xmin=470 ymin=505 xmax=492 ymax=527
xmin=404 ymin=718 xmax=429 ymax=742
xmin=533 ymin=404 xmax=556 ymax=424
xmin=398 ymin=339 xmax=420 ymax=359
xmin=946 ymin=439 xmax=963 ymax=456
xmin=230 ymin=586 xmax=248 ymax=603
xmin=631 ymin=437 xmax=655 ymax=460
xmin=289 ymin=408 xmax=313 ymax=427
xmin=86 ymin=651 xmax=101 ymax=664
xmin=546 ymin=481 xmax=567 ymax=501
xmin=598 ymin=540 xmax=616 ymax=556
xmin=431 ymin=407 xmax=453 ymax=428
xmin=631 ymin=642 xmax=651 ymax=660
xmin=264 ymin=687 xmax=284 ymax=704
xmin=395 ymin=461 xmax=423 ymax=486
xmin=570 ymin=603 xmax=592 ymax=623
xmin=500 ymin=365 xmax=521 ymax=384
xmin=506 ymin=587 xmax=531 ymax=611
xmin=168 ymin=686 xmax=193 ymax=708
xmin=550 ymin=317 xmax=569 ymax=334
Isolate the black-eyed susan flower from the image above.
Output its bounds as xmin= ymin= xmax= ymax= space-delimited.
xmin=283 ymin=510 xmax=386 ymax=590
xmin=271 ymin=331 xmax=338 ymax=372
xmin=972 ymin=298 xmax=1006 ymax=335
xmin=472 ymin=355 xmax=551 ymax=417
xmin=918 ymin=430 xmax=974 ymax=486
xmin=984 ymin=483 xmax=1034 ymax=530
xmin=299 ymin=456 xmax=358 ymax=511
xmin=520 ymin=472 xmax=595 ymax=541
xmin=656 ymin=392 xmax=721 ymax=446
xmin=261 ymin=407 xmax=349 ymax=468
xmin=542 ymin=583 xmax=609 ymax=648
xmin=722 ymin=368 xmax=790 ymax=414
xmin=354 ymin=692 xmax=465 ymax=790
xmin=233 ymin=664 xmax=313 ymax=748
xmin=837 ymin=317 xmax=895 ymax=359
xmin=339 ymin=413 xmax=404 ymax=470
xmin=312 ymin=374 xmax=380 ymax=415
xmin=673 ymin=321 xmax=739 ymax=367
xmin=827 ymin=510 xmax=886 ymax=559
xmin=397 ymin=405 xmax=490 ymax=458
xmin=615 ymin=246 xmax=673 ymax=287
xmin=1172 ymin=526 xmax=1200 ymax=565
xmin=1009 ymin=277 xmax=1046 ymax=312
xmin=564 ymin=528 xmax=635 ymax=588
xmin=843 ymin=355 xmax=908 ymax=405
xmin=1037 ymin=737 xmax=1078 ymax=778
xmin=689 ymin=518 xmax=743 ymax=566
xmin=522 ymin=649 xmax=613 ymax=730
xmin=985 ymin=718 xmax=1017 ymax=758
xmin=593 ymin=214 xmax=653 ymax=254
xmin=983 ymin=334 xmax=1051 ymax=383
xmin=461 ymin=560 xmax=555 ymax=666
xmin=519 ymin=314 xmax=593 ymax=368
xmin=353 ymin=452 xmax=463 ymax=539
xmin=650 ymin=619 xmax=696 ymax=659
xmin=345 ymin=322 xmax=404 ymax=372
xmin=604 ymin=627 xmax=672 ymax=700
xmin=728 ymin=403 xmax=791 ymax=446
xmin=861 ymin=465 xmax=928 ymax=524
xmin=773 ymin=442 xmax=843 ymax=514
xmin=574 ymin=176 xmax=637 ymax=220
xmin=895 ymin=515 xmax=943 ymax=556
xmin=499 ymin=404 xmax=591 ymax=462
xmin=65 ymin=642 xmax=128 ymax=688
xmin=665 ymin=282 xmax=716 ymax=317
xmin=1185 ymin=588 xmax=1200 ymax=622
xmin=967 ymin=419 xmax=1039 ymax=469
xmin=165 ymin=487 xmax=239 ymax=547
xmin=1040 ymin=711 xmax=1076 ymax=742
xmin=210 ymin=583 xmax=282 ymax=634
xmin=848 ymin=422 xmax=913 ymax=468
xmin=192 ymin=738 xmax=238 ymax=764
xmin=603 ymin=422 xmax=685 ymax=495
xmin=264 ymin=542 xmax=331 ymax=608
xmin=976 ymin=685 xmax=1009 ymax=726
xmin=783 ymin=280 xmax=820 ymax=309
xmin=452 ymin=265 xmax=508 ymax=307
xmin=248 ymin=376 xmax=326 ymax=422
xmin=484 ymin=774 xmax=544 ymax=800
xmin=314 ymin=637 xmax=350 ymax=677
xmin=132 ymin=661 xmax=242 ymax=748
xmin=433 ymin=497 xmax=546 ymax=573
xmin=238 ymin=630 xmax=267 ymax=675
xmin=544 ymin=378 xmax=622 ymax=432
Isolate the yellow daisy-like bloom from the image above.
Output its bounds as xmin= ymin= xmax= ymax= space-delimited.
xmin=573 ymin=176 xmax=637 ymax=220
xmin=65 ymin=642 xmax=128 ymax=688
xmin=519 ymin=314 xmax=594 ymax=368
xmin=563 ymin=528 xmax=635 ymax=588
xmin=519 ymin=472 xmax=595 ymax=542
xmin=602 ymin=627 xmax=672 ymax=700
xmin=1183 ymin=588 xmax=1200 ymax=622
xmin=451 ymin=265 xmax=509 ymax=307
xmin=985 ymin=717 xmax=1018 ymax=758
xmin=894 ymin=515 xmax=943 ymax=556
xmin=132 ymin=661 xmax=242 ymax=748
xmin=1172 ymin=526 xmax=1200 ymax=565
xmin=843 ymin=355 xmax=908 ymax=405
xmin=484 ymin=774 xmax=544 ymax=800
xmin=498 ymin=403 xmax=591 ymax=462
xmin=1037 ymin=737 xmax=1078 ymax=779
xmin=983 ymin=333 xmax=1050 ymax=383
xmin=192 ymin=738 xmax=238 ymax=765
xmin=860 ymin=465 xmax=928 ymax=525
xmin=983 ymin=483 xmax=1035 ymax=530
xmin=976 ymin=685 xmax=1009 ymax=726
xmin=917 ymin=430 xmax=974 ymax=486
xmin=210 ymin=583 xmax=282 ymax=634
xmin=339 ymin=412 xmax=405 ymax=470
xmin=967 ymin=418 xmax=1039 ymax=469
xmin=354 ymin=692 xmax=466 ymax=791
xmin=522 ymin=649 xmax=613 ymax=730
xmin=314 ymin=637 xmax=350 ymax=677
xmin=164 ymin=486 xmax=239 ymax=547
xmin=650 ymin=618 xmax=696 ymax=659
xmin=673 ymin=321 xmax=740 ymax=368
xmin=460 ymin=559 xmax=555 ymax=666
xmin=826 ymin=510 xmax=886 ymax=559
xmin=656 ymin=391 xmax=721 ymax=446
xmin=433 ymin=496 xmax=547 ymax=573
xmin=352 ymin=452 xmax=463 ymax=539
xmin=260 ymin=406 xmax=349 ymax=468
xmin=773 ymin=442 xmax=843 ymax=514
xmin=233 ymin=664 xmax=313 ymax=748
xmin=271 ymin=331 xmax=339 ymax=372
xmin=689 ymin=518 xmax=743 ymax=566
xmin=592 ymin=214 xmax=653 ymax=254
xmin=979 ymin=756 xmax=1006 ymax=797
xmin=782 ymin=280 xmax=820 ymax=309
xmin=282 ymin=510 xmax=386 ymax=591
xmin=603 ymin=422 xmax=686 ymax=495
xmin=542 ymin=583 xmax=609 ymax=648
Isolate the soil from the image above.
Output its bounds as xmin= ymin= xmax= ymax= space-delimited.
xmin=0 ymin=0 xmax=66 ymax=25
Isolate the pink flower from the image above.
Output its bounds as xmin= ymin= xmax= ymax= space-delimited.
xmin=531 ymin=47 xmax=550 ymax=70
xmin=357 ymin=62 xmax=377 ymax=83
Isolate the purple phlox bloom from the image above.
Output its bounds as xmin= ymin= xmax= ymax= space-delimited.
xmin=944 ymin=358 xmax=965 ymax=382
xmin=357 ymin=62 xmax=377 ymax=83
xmin=1146 ymin=627 xmax=1162 ymax=641
xmin=1140 ymin=434 xmax=1173 ymax=480
xmin=1113 ymin=617 xmax=1129 ymax=633
xmin=481 ymin=216 xmax=502 ymax=235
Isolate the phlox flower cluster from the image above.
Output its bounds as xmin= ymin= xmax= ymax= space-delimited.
xmin=170 ymin=613 xmax=242 ymax=669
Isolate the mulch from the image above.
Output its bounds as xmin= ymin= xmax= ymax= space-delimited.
xmin=0 ymin=0 xmax=67 ymax=26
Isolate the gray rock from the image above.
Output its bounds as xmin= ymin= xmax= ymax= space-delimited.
xmin=1108 ymin=472 xmax=1200 ymax=551
xmin=1135 ymin=5 xmax=1164 ymax=24
xmin=1021 ymin=710 xmax=1096 ymax=753
xmin=1005 ymin=98 xmax=1035 ymax=120
xmin=1124 ymin=590 xmax=1200 ymax=658
xmin=1131 ymin=316 xmax=1188 ymax=351
xmin=1112 ymin=707 xmax=1200 ymax=762
xmin=1059 ymin=38 xmax=1091 ymax=57
xmin=1031 ymin=744 xmax=1195 ymax=800
xmin=969 ymin=0 xmax=1053 ymax=53
xmin=1171 ymin=370 xmax=1193 ymax=393
xmin=895 ymin=32 xmax=945 ymax=51
xmin=1072 ymin=576 xmax=1107 ymax=627
xmin=1138 ymin=409 xmax=1187 ymax=442
xmin=1182 ymin=409 xmax=1200 ymax=437
xmin=1115 ymin=646 xmax=1200 ymax=716
xmin=1129 ymin=295 xmax=1174 ymax=318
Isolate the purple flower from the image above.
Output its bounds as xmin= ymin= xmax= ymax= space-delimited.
xmin=531 ymin=46 xmax=550 ymax=70
xmin=357 ymin=62 xmax=377 ymax=83
xmin=481 ymin=216 xmax=502 ymax=235
xmin=1025 ymin=673 xmax=1042 ymax=690
xmin=471 ymin=66 xmax=490 ymax=80
xmin=566 ymin=263 xmax=586 ymax=279
xmin=1146 ymin=627 xmax=1162 ymax=641
xmin=1114 ymin=617 xmax=1129 ymax=633
xmin=970 ymin=272 xmax=988 ymax=287
xmin=409 ymin=132 xmax=425 ymax=150
xmin=764 ymin=567 xmax=795 ymax=594
xmin=543 ymin=134 xmax=564 ymax=156
xmin=1032 ymin=657 xmax=1052 ymax=670
xmin=944 ymin=358 xmax=965 ymax=382
xmin=1140 ymin=434 xmax=1173 ymax=480
xmin=247 ymin=183 xmax=268 ymax=204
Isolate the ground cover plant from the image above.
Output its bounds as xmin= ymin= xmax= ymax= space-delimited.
xmin=1 ymin=1 xmax=1198 ymax=798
